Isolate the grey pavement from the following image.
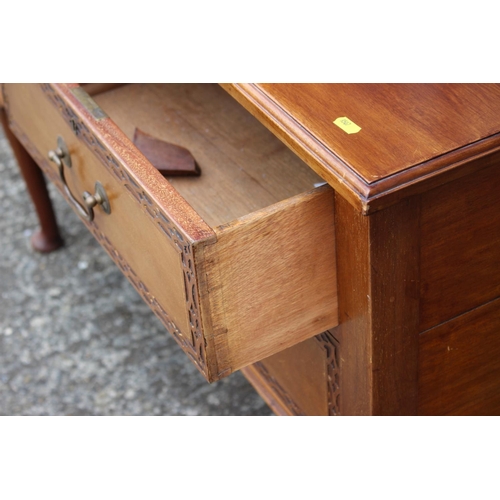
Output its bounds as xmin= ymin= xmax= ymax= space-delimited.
xmin=0 ymin=125 xmax=272 ymax=416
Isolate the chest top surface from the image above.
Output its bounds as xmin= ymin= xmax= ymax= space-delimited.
xmin=224 ymin=84 xmax=500 ymax=212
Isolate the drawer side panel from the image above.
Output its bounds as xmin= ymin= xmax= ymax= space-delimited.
xmin=202 ymin=185 xmax=338 ymax=376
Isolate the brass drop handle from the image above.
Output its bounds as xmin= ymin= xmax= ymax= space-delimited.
xmin=48 ymin=136 xmax=111 ymax=222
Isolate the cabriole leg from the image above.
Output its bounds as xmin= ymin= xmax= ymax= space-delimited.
xmin=1 ymin=108 xmax=63 ymax=252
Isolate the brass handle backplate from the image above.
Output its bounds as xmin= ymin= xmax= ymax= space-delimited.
xmin=48 ymin=136 xmax=111 ymax=222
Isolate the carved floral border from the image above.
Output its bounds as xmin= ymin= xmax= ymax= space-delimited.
xmin=316 ymin=330 xmax=340 ymax=416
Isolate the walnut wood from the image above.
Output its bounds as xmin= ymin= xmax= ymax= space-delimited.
xmin=223 ymin=84 xmax=500 ymax=214
xmin=334 ymin=193 xmax=420 ymax=415
xmin=419 ymin=298 xmax=500 ymax=415
xmin=0 ymin=106 xmax=63 ymax=253
xmin=133 ymin=128 xmax=200 ymax=177
xmin=420 ymin=161 xmax=500 ymax=331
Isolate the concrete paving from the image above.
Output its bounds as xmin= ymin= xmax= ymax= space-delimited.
xmin=0 ymin=126 xmax=272 ymax=416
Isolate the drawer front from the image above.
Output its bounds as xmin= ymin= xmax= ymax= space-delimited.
xmin=4 ymin=83 xmax=215 ymax=377
xmin=4 ymin=83 xmax=339 ymax=382
xmin=420 ymin=160 xmax=500 ymax=331
xmin=419 ymin=297 xmax=500 ymax=415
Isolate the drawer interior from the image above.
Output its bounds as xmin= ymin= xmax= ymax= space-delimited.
xmin=89 ymin=83 xmax=324 ymax=227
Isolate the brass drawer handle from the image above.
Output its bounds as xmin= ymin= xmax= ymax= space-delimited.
xmin=48 ymin=136 xmax=111 ymax=222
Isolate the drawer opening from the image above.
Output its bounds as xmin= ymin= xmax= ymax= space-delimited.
xmin=87 ymin=84 xmax=338 ymax=380
xmin=90 ymin=83 xmax=324 ymax=228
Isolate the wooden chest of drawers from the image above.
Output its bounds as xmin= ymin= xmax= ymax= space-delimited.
xmin=3 ymin=83 xmax=500 ymax=415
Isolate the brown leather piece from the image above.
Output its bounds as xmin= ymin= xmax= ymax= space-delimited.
xmin=133 ymin=127 xmax=200 ymax=177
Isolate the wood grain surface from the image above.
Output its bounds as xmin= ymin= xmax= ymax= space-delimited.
xmin=4 ymin=83 xmax=193 ymax=339
xmin=419 ymin=298 xmax=500 ymax=415
xmin=199 ymin=185 xmax=338 ymax=377
xmin=420 ymin=161 xmax=500 ymax=331
xmin=334 ymin=193 xmax=420 ymax=415
xmin=93 ymin=84 xmax=322 ymax=227
xmin=369 ymin=196 xmax=420 ymax=415
xmin=80 ymin=83 xmax=125 ymax=96
xmin=243 ymin=336 xmax=329 ymax=416
xmin=258 ymin=84 xmax=500 ymax=182
xmin=224 ymin=84 xmax=500 ymax=213
xmin=333 ymin=194 xmax=372 ymax=414
xmin=53 ymin=84 xmax=216 ymax=244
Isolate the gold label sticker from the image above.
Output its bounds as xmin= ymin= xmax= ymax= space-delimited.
xmin=333 ymin=116 xmax=361 ymax=134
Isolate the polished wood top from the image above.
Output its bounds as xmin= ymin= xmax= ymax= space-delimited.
xmin=259 ymin=84 xmax=500 ymax=182
xmin=224 ymin=84 xmax=500 ymax=213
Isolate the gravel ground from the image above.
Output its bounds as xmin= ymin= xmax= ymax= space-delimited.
xmin=0 ymin=125 xmax=272 ymax=416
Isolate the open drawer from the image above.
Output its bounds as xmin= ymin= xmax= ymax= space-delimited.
xmin=3 ymin=83 xmax=338 ymax=382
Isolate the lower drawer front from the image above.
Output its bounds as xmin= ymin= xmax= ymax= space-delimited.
xmin=419 ymin=297 xmax=500 ymax=415
xmin=4 ymin=83 xmax=339 ymax=382
xmin=420 ymin=161 xmax=500 ymax=331
xmin=243 ymin=329 xmax=340 ymax=416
